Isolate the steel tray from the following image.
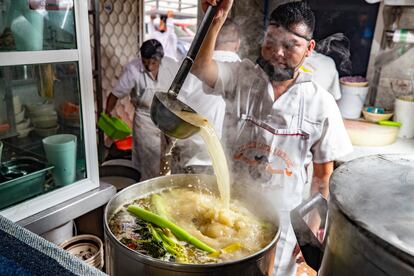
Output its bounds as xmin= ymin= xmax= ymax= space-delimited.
xmin=0 ymin=157 xmax=53 ymax=210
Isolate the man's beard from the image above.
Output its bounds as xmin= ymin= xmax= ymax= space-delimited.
xmin=256 ymin=54 xmax=295 ymax=81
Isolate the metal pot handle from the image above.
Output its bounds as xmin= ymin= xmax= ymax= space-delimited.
xmin=290 ymin=193 xmax=328 ymax=271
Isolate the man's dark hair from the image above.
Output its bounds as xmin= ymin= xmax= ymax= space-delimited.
xmin=140 ymin=39 xmax=164 ymax=60
xmin=269 ymin=1 xmax=315 ymax=40
xmin=160 ymin=15 xmax=168 ymax=23
xmin=216 ymin=19 xmax=240 ymax=48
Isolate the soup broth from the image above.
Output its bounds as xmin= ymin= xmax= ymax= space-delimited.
xmin=109 ymin=188 xmax=275 ymax=264
xmin=178 ymin=111 xmax=231 ymax=208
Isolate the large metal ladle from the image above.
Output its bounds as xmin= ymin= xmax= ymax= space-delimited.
xmin=150 ymin=4 xmax=219 ymax=139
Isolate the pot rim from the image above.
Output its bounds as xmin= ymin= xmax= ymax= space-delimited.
xmin=103 ymin=174 xmax=281 ymax=269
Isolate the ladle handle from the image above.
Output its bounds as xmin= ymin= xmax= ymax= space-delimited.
xmin=168 ymin=4 xmax=219 ymax=95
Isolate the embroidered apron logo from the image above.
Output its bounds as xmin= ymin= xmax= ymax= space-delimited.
xmin=234 ymin=141 xmax=294 ymax=180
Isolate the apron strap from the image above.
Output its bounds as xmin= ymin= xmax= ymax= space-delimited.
xmin=297 ymin=85 xmax=305 ymax=130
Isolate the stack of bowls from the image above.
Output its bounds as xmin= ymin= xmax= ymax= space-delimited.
xmin=13 ymin=96 xmax=33 ymax=138
xmin=362 ymin=107 xmax=394 ymax=122
xmin=27 ymin=101 xmax=59 ymax=137
xmin=60 ymin=234 xmax=104 ymax=270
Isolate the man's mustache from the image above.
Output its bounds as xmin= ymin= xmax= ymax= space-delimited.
xmin=256 ymin=55 xmax=294 ymax=81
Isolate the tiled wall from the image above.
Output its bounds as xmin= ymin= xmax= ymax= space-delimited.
xmin=90 ymin=0 xmax=140 ymax=127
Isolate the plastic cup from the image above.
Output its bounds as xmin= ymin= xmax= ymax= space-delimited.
xmin=10 ymin=0 xmax=45 ymax=51
xmin=394 ymin=96 xmax=414 ymax=138
xmin=338 ymin=84 xmax=369 ymax=119
xmin=42 ymin=134 xmax=77 ymax=187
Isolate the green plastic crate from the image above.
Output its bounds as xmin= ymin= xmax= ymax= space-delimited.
xmin=97 ymin=113 xmax=132 ymax=139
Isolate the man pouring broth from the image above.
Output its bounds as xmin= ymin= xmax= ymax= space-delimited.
xmin=191 ymin=1 xmax=353 ymax=275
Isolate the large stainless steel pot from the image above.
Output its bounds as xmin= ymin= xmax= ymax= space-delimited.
xmin=104 ymin=174 xmax=280 ymax=276
xmin=291 ymin=154 xmax=414 ymax=275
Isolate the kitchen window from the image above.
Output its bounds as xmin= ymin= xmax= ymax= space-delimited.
xmin=0 ymin=0 xmax=98 ymax=222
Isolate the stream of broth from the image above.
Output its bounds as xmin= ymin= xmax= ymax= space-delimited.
xmin=177 ymin=111 xmax=231 ymax=209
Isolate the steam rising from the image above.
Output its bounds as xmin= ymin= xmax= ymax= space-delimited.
xmin=315 ymin=33 xmax=352 ymax=75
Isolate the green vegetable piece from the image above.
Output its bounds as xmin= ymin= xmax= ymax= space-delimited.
xmin=155 ymin=228 xmax=188 ymax=262
xmin=151 ymin=194 xmax=169 ymax=219
xmin=128 ymin=205 xmax=217 ymax=253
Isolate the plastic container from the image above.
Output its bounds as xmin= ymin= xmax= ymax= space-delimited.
xmin=394 ymin=96 xmax=414 ymax=138
xmin=42 ymin=134 xmax=77 ymax=187
xmin=338 ymin=81 xmax=369 ymax=119
xmin=362 ymin=107 xmax=393 ymax=123
xmin=114 ymin=136 xmax=133 ymax=151
xmin=97 ymin=113 xmax=131 ymax=139
xmin=0 ymin=157 xmax=53 ymax=210
xmin=344 ymin=120 xmax=399 ymax=146
xmin=10 ymin=0 xmax=45 ymax=51
xmin=0 ymin=124 xmax=10 ymax=134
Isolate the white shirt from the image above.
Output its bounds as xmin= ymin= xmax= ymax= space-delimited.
xmin=176 ymin=51 xmax=241 ymax=167
xmin=112 ymin=56 xmax=180 ymax=110
xmin=212 ymin=50 xmax=241 ymax=62
xmin=148 ymin=18 xmax=178 ymax=61
xmin=303 ymin=51 xmax=341 ymax=100
xmin=211 ymin=59 xmax=352 ymax=178
xmin=112 ymin=56 xmax=195 ymax=180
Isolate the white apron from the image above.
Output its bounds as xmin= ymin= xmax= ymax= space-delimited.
xmin=231 ymin=75 xmax=309 ymax=276
xmin=132 ymin=87 xmax=163 ymax=181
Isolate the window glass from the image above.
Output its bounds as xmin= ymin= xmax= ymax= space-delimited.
xmin=0 ymin=61 xmax=86 ymax=210
xmin=0 ymin=0 xmax=76 ymax=51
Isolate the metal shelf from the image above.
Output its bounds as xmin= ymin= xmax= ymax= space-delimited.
xmin=145 ymin=0 xmax=197 ymax=19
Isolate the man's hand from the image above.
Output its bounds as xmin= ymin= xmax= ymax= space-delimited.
xmin=201 ymin=0 xmax=233 ymax=19
xmin=293 ymin=244 xmax=305 ymax=263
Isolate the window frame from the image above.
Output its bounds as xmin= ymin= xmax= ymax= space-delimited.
xmin=0 ymin=0 xmax=99 ymax=222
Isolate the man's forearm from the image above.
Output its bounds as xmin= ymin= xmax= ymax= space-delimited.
xmin=308 ymin=176 xmax=329 ymax=235
xmin=105 ymin=93 xmax=119 ymax=114
xmin=191 ymin=10 xmax=227 ymax=87
xmin=308 ymin=162 xmax=333 ymax=235
xmin=311 ymin=162 xmax=333 ymax=198
xmin=310 ymin=175 xmax=330 ymax=198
